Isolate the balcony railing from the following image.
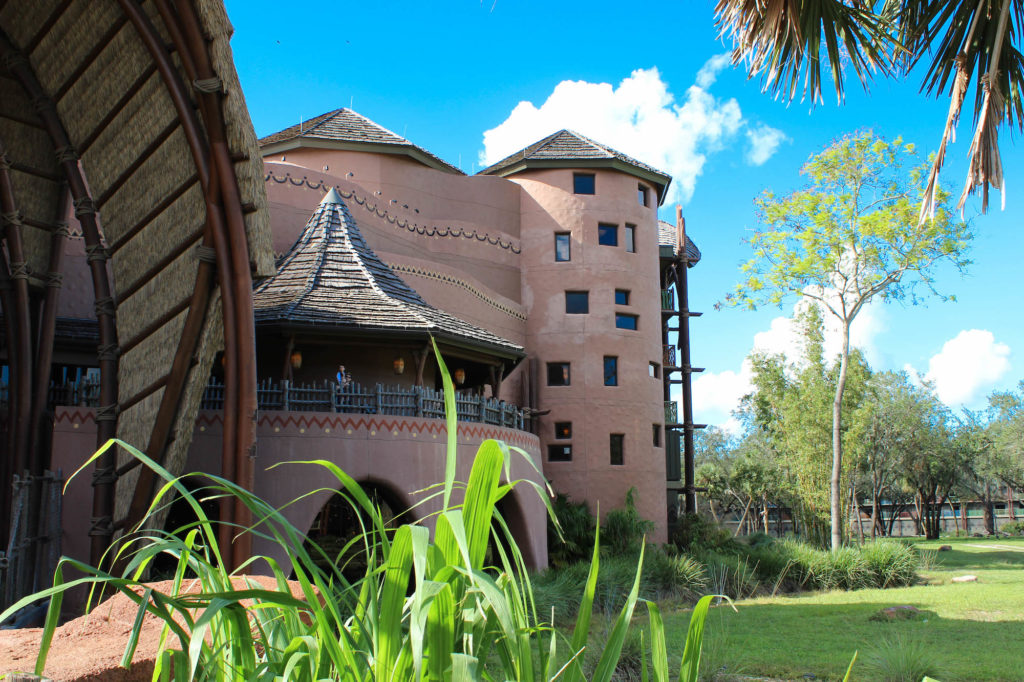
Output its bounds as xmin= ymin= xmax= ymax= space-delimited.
xmin=664 ymin=400 xmax=679 ymax=424
xmin=661 ymin=289 xmax=674 ymax=311
xmin=1 ymin=378 xmax=527 ymax=431
xmin=663 ymin=344 xmax=677 ymax=368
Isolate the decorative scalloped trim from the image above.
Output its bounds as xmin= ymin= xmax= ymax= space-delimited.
xmin=266 ymin=172 xmax=521 ymax=253
xmin=387 ymin=262 xmax=527 ymax=321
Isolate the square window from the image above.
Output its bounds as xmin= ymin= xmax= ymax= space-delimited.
xmin=615 ymin=289 xmax=630 ymax=305
xmin=610 ymin=434 xmax=624 ymax=465
xmin=565 ymin=291 xmax=589 ymax=314
xmin=625 ymin=224 xmax=636 ymax=253
xmin=547 ymin=362 xmax=570 ymax=386
xmin=548 ymin=444 xmax=573 ymax=462
xmin=603 ymin=356 xmax=618 ymax=386
xmin=638 ymin=185 xmax=648 ymax=207
xmin=598 ymin=223 xmax=618 ymax=246
xmin=615 ymin=313 xmax=638 ymax=330
xmin=554 ymin=422 xmax=572 ymax=439
xmin=649 ymin=362 xmax=660 ymax=378
xmin=555 ymin=232 xmax=571 ymax=262
xmin=653 ymin=424 xmax=662 ymax=447
xmin=573 ymin=173 xmax=595 ymax=195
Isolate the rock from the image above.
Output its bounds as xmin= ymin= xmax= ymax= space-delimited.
xmin=951 ymin=574 xmax=978 ymax=583
xmin=870 ymin=605 xmax=922 ymax=622
xmin=938 ymin=545 xmax=953 ymax=551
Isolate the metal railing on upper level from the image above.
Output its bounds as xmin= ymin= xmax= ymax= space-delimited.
xmin=661 ymin=289 xmax=675 ymax=311
xmin=664 ymin=400 xmax=679 ymax=424
xmin=663 ymin=344 xmax=677 ymax=368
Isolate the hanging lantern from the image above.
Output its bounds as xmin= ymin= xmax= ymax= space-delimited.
xmin=290 ymin=350 xmax=303 ymax=369
xmin=453 ymin=368 xmax=466 ymax=386
xmin=393 ymin=356 xmax=406 ymax=375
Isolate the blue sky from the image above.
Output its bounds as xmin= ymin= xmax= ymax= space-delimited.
xmin=226 ymin=0 xmax=1024 ymax=429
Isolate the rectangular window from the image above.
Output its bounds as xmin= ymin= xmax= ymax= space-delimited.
xmin=649 ymin=362 xmax=660 ymax=378
xmin=573 ymin=173 xmax=595 ymax=195
xmin=614 ymin=289 xmax=630 ymax=305
xmin=615 ymin=313 xmax=638 ymax=330
xmin=610 ymin=434 xmax=624 ymax=465
xmin=555 ymin=232 xmax=571 ymax=262
xmin=565 ymin=291 xmax=589 ymax=314
xmin=624 ymin=224 xmax=636 ymax=253
xmin=652 ymin=424 xmax=662 ymax=447
xmin=638 ymin=185 xmax=648 ymax=207
xmin=598 ymin=223 xmax=618 ymax=246
xmin=548 ymin=444 xmax=573 ymax=462
xmin=554 ymin=422 xmax=572 ymax=439
xmin=603 ymin=356 xmax=618 ymax=386
xmin=547 ymin=362 xmax=570 ymax=386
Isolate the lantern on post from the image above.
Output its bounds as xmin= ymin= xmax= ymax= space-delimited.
xmin=453 ymin=368 xmax=466 ymax=386
xmin=290 ymin=350 xmax=302 ymax=370
xmin=393 ymin=356 xmax=406 ymax=375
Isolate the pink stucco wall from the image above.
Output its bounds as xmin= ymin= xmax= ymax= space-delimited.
xmin=52 ymin=407 xmax=548 ymax=572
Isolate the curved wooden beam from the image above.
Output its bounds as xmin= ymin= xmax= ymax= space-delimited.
xmin=0 ymin=30 xmax=121 ymax=566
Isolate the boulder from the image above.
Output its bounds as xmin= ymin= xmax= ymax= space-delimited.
xmin=951 ymin=574 xmax=978 ymax=583
xmin=938 ymin=545 xmax=953 ymax=551
xmin=870 ymin=605 xmax=922 ymax=622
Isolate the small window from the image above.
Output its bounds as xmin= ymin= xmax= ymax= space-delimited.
xmin=547 ymin=362 xmax=570 ymax=386
xmin=548 ymin=444 xmax=573 ymax=462
xmin=598 ymin=223 xmax=618 ymax=246
xmin=554 ymin=422 xmax=572 ymax=439
xmin=653 ymin=424 xmax=662 ymax=447
xmin=555 ymin=232 xmax=571 ymax=262
xmin=573 ymin=173 xmax=595 ymax=195
xmin=649 ymin=362 xmax=660 ymax=378
xmin=565 ymin=291 xmax=589 ymax=314
xmin=610 ymin=434 xmax=624 ymax=465
xmin=638 ymin=185 xmax=648 ymax=207
xmin=615 ymin=313 xmax=638 ymax=330
xmin=614 ymin=289 xmax=630 ymax=305
xmin=603 ymin=356 xmax=618 ymax=386
xmin=625 ymin=224 xmax=636 ymax=253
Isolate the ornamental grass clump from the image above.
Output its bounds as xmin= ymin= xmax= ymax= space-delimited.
xmin=2 ymin=341 xmax=720 ymax=682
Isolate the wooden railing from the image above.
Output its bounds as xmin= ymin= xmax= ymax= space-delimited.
xmin=2 ymin=378 xmax=527 ymax=431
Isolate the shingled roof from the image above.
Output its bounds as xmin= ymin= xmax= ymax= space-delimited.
xmin=259 ymin=108 xmax=463 ymax=175
xmin=478 ymin=130 xmax=672 ymax=203
xmin=658 ymin=220 xmax=702 ymax=265
xmin=254 ymin=188 xmax=524 ymax=359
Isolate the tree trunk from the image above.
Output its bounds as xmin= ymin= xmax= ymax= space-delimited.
xmin=960 ymin=500 xmax=968 ymax=535
xmin=762 ymin=494 xmax=770 ymax=534
xmin=735 ymin=499 xmax=751 ymax=537
xmin=830 ymin=321 xmax=851 ymax=551
xmin=871 ymin=490 xmax=881 ymax=538
xmin=949 ymin=498 xmax=960 ymax=535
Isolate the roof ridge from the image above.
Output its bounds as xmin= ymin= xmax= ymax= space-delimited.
xmin=279 ymin=203 xmax=334 ymax=319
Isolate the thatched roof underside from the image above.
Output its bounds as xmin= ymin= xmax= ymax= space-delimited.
xmin=0 ymin=1 xmax=274 ymax=525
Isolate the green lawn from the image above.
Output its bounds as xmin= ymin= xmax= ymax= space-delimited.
xmin=661 ymin=538 xmax=1024 ymax=681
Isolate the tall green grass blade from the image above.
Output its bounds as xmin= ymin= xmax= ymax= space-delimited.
xmin=679 ymin=595 xmax=718 ymax=682
xmin=452 ymin=653 xmax=478 ymax=682
xmin=843 ymin=651 xmax=858 ymax=682
xmin=377 ymin=524 xmax=414 ymax=681
xmin=564 ymin=517 xmax=601 ymax=682
xmin=641 ymin=629 xmax=649 ymax=682
xmin=426 ymin=582 xmax=455 ymax=680
xmin=463 ymin=439 xmax=503 ymax=570
xmin=591 ymin=543 xmax=645 ymax=682
xmin=34 ymin=564 xmax=64 ymax=676
xmin=431 ymin=338 xmax=459 ymax=510
xmin=646 ymin=600 xmax=668 ymax=682
xmin=119 ymin=586 xmax=153 ymax=669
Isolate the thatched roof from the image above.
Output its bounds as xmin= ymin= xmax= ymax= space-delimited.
xmin=0 ymin=1 xmax=274 ymax=533
xmin=255 ymin=189 xmax=524 ymax=360
xmin=260 ymin=108 xmax=463 ymax=175
xmin=478 ymin=129 xmax=672 ymax=204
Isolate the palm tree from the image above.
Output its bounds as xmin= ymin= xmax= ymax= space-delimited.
xmin=714 ymin=0 xmax=1022 ymax=219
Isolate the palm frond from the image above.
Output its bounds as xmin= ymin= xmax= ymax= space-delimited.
xmin=715 ymin=0 xmax=897 ymax=104
xmin=961 ymin=74 xmax=1006 ymax=213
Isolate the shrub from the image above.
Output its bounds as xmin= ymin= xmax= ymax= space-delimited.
xmin=548 ymin=492 xmax=597 ymax=567
xmin=698 ymin=551 xmax=762 ymax=599
xmin=1002 ymin=520 xmax=1024 ymax=536
xmin=860 ymin=540 xmax=918 ymax=588
xmin=602 ymin=488 xmax=655 ymax=556
xmin=862 ymin=632 xmax=944 ymax=682
xmin=672 ymin=513 xmax=735 ymax=552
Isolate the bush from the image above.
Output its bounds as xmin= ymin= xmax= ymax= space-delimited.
xmin=862 ymin=632 xmax=945 ymax=682
xmin=860 ymin=540 xmax=918 ymax=588
xmin=548 ymin=492 xmax=597 ymax=567
xmin=1002 ymin=520 xmax=1024 ymax=536
xmin=698 ymin=550 xmax=762 ymax=599
xmin=602 ymin=488 xmax=655 ymax=556
xmin=672 ymin=513 xmax=735 ymax=552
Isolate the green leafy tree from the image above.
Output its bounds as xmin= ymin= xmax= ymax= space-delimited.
xmin=726 ymin=131 xmax=971 ymax=549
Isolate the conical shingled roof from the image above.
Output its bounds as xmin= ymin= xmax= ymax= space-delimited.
xmin=254 ymin=189 xmax=524 ymax=359
xmin=478 ymin=129 xmax=671 ymax=203
xmin=658 ymin=220 xmax=702 ymax=265
xmin=259 ymin=108 xmax=463 ymax=175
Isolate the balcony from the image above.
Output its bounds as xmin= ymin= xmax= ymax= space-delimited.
xmin=661 ymin=289 xmax=675 ymax=311
xmin=664 ymin=400 xmax=679 ymax=425
xmin=663 ymin=344 xmax=677 ymax=368
xmin=4 ymin=378 xmax=527 ymax=431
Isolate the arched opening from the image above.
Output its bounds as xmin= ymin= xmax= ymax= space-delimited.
xmin=492 ymin=489 xmax=535 ymax=569
xmin=300 ymin=481 xmax=411 ymax=581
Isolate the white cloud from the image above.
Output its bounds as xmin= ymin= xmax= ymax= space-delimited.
xmin=480 ymin=59 xmax=781 ymax=204
xmin=694 ymin=361 xmax=754 ymax=434
xmin=745 ymin=124 xmax=789 ymax=166
xmin=924 ymin=330 xmax=1011 ymax=407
